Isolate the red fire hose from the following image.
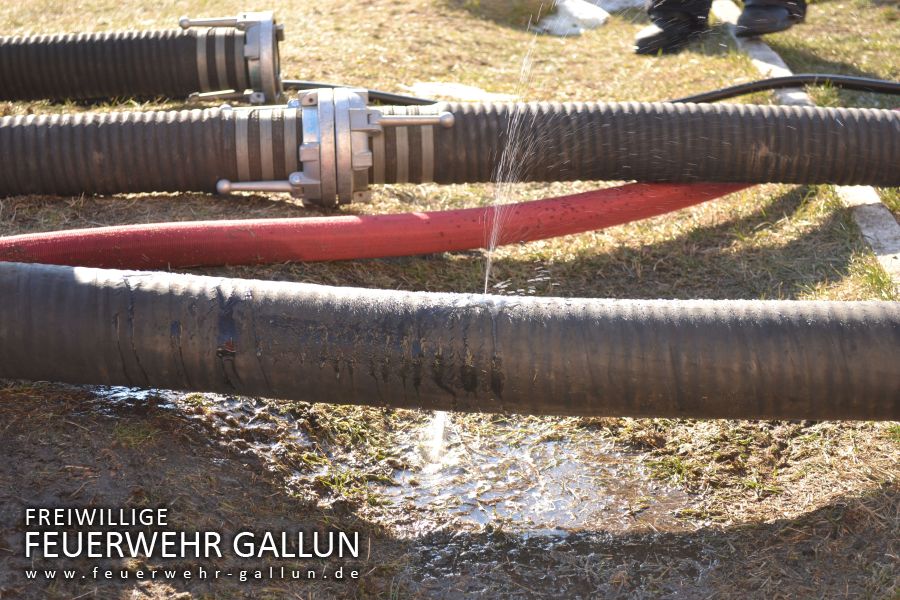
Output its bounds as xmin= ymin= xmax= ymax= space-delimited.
xmin=0 ymin=183 xmax=746 ymax=268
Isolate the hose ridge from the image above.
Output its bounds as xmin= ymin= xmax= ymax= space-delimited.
xmin=0 ymin=101 xmax=896 ymax=197
xmin=1 ymin=262 xmax=896 ymax=419
xmin=427 ymin=101 xmax=899 ymax=187
xmin=0 ymin=108 xmax=236 ymax=195
xmin=0 ymin=105 xmax=303 ymax=196
xmin=0 ymin=29 xmax=244 ymax=100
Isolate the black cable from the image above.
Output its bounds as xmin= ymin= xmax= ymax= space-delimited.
xmin=286 ymin=74 xmax=899 ymax=107
xmin=282 ymin=79 xmax=435 ymax=105
xmin=672 ymin=74 xmax=900 ymax=104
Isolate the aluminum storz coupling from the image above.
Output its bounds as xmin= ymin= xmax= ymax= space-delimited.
xmin=0 ymin=12 xmax=285 ymax=104
xmin=180 ymin=11 xmax=285 ymax=104
xmin=217 ymin=88 xmax=455 ymax=207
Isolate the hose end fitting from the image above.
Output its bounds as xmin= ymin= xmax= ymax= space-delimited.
xmin=215 ymin=179 xmax=232 ymax=195
xmin=181 ymin=11 xmax=283 ymax=103
xmin=219 ymin=88 xmax=453 ymax=207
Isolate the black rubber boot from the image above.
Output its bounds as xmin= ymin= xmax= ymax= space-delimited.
xmin=736 ymin=0 xmax=806 ymax=37
xmin=736 ymin=5 xmax=795 ymax=36
xmin=634 ymin=13 xmax=707 ymax=54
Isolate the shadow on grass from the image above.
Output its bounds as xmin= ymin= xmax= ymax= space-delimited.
xmin=398 ymin=482 xmax=898 ymax=598
xmin=0 ymin=386 xmax=895 ymax=598
xmin=233 ymin=184 xmax=861 ymax=300
xmin=764 ymin=37 xmax=896 ymax=108
xmin=485 ymin=184 xmax=861 ymax=299
xmin=442 ymin=0 xmax=557 ymax=31
xmin=764 ymin=39 xmax=887 ymax=80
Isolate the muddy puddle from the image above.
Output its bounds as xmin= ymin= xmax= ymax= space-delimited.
xmin=84 ymin=386 xmax=700 ymax=594
xmin=88 ymin=386 xmax=696 ymax=533
xmin=382 ymin=415 xmax=695 ymax=536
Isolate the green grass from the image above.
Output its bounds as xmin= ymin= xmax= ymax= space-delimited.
xmin=0 ymin=2 xmax=897 ymax=597
xmin=766 ymin=0 xmax=899 ymax=110
xmin=111 ymin=421 xmax=160 ymax=448
xmin=878 ymin=187 xmax=900 ymax=221
xmin=646 ymin=455 xmax=698 ymax=485
xmin=887 ymin=424 xmax=900 ymax=444
xmin=0 ymin=2 xmax=894 ymax=300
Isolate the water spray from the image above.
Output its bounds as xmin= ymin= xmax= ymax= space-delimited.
xmin=0 ymin=89 xmax=897 ymax=206
xmin=0 ymin=53 xmax=898 ymax=420
xmin=0 ymin=262 xmax=896 ymax=420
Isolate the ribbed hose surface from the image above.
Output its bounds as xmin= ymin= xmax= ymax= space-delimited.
xmin=0 ymin=109 xmax=234 ymax=194
xmin=1 ymin=262 xmax=897 ymax=420
xmin=0 ymin=29 xmax=246 ymax=100
xmin=1 ymin=101 xmax=896 ymax=197
xmin=380 ymin=101 xmax=899 ymax=187
xmin=0 ymin=107 xmax=303 ymax=196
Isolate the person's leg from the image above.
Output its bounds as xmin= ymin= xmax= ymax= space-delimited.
xmin=634 ymin=0 xmax=806 ymax=54
xmin=648 ymin=0 xmax=714 ymax=20
xmin=634 ymin=0 xmax=712 ymax=55
xmin=736 ymin=0 xmax=806 ymax=37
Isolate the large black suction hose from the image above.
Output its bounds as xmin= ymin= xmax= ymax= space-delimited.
xmin=0 ymin=106 xmax=303 ymax=195
xmin=378 ymin=101 xmax=900 ymax=186
xmin=0 ymin=13 xmax=282 ymax=102
xmin=0 ymin=101 xmax=897 ymax=199
xmin=0 ymin=262 xmax=897 ymax=420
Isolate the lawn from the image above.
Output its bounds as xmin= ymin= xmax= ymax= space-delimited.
xmin=0 ymin=1 xmax=897 ymax=598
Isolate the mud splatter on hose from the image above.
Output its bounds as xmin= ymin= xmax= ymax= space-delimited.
xmin=0 ymin=262 xmax=897 ymax=420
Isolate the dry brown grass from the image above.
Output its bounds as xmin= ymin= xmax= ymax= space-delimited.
xmin=0 ymin=1 xmax=897 ymax=598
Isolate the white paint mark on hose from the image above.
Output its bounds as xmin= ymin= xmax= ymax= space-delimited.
xmin=258 ymin=109 xmax=274 ymax=180
xmin=214 ymin=29 xmax=228 ymax=92
xmin=195 ymin=29 xmax=211 ymax=92
xmin=235 ymin=110 xmax=250 ymax=181
xmin=396 ymin=126 xmax=409 ymax=184
xmin=283 ymin=108 xmax=298 ymax=175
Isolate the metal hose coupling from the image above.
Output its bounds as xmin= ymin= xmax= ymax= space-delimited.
xmin=1 ymin=93 xmax=895 ymax=202
xmin=180 ymin=11 xmax=283 ymax=104
xmin=216 ymin=88 xmax=455 ymax=205
xmin=0 ymin=11 xmax=283 ymax=104
xmin=216 ymin=90 xmax=900 ymax=205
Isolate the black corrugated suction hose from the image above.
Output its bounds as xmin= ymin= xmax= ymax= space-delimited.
xmin=0 ymin=29 xmax=250 ymax=101
xmin=0 ymin=107 xmax=303 ymax=195
xmin=0 ymin=101 xmax=896 ymax=198
xmin=405 ymin=101 xmax=900 ymax=186
xmin=0 ymin=262 xmax=896 ymax=420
